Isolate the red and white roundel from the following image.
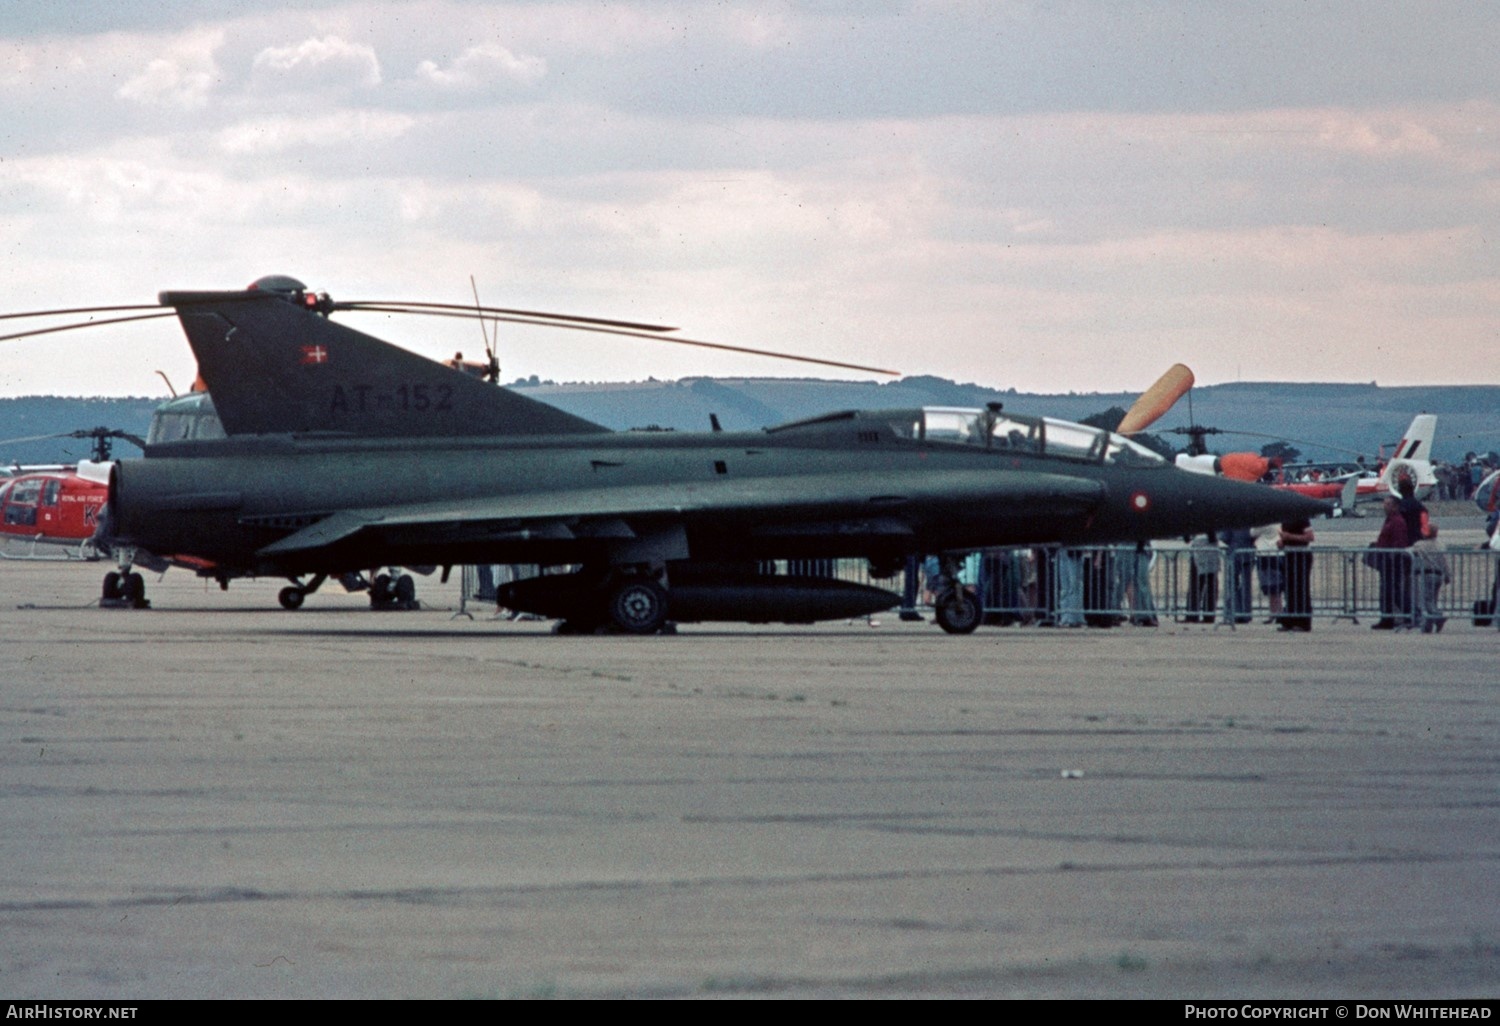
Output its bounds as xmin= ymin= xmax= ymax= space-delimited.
xmin=1130 ymin=491 xmax=1151 ymax=514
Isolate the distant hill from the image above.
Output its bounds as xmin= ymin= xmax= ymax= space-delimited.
xmin=512 ymin=378 xmax=1500 ymax=463
xmin=4 ymin=379 xmax=1496 ymax=466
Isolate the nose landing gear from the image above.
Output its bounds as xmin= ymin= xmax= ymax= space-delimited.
xmin=930 ymin=554 xmax=981 ymax=634
xmin=101 ymin=569 xmax=149 ymax=609
xmin=100 ymin=548 xmax=150 ymax=609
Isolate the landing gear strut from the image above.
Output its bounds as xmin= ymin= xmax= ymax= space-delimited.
xmin=277 ymin=573 xmax=328 ymax=610
xmin=276 ymin=570 xmax=418 ymax=611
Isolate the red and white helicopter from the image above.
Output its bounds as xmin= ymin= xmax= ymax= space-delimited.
xmin=0 ymin=429 xmax=140 ymax=560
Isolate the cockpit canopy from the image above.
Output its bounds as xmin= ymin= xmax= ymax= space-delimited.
xmin=146 ymin=391 xmax=226 ymax=445
xmin=877 ymin=407 xmax=1166 ymax=466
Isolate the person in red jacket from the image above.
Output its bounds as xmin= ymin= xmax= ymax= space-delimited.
xmin=1368 ymin=497 xmax=1411 ymax=629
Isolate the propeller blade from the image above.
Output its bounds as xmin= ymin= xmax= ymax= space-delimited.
xmin=1118 ymin=363 xmax=1194 ymax=435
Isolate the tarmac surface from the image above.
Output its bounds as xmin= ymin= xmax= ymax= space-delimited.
xmin=1 ymin=553 xmax=1496 ymax=999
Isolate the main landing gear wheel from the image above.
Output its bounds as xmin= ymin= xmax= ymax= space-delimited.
xmin=102 ymin=571 xmax=122 ymax=602
xmin=370 ymin=572 xmax=419 ymax=611
xmin=934 ymin=590 xmax=982 ymax=634
xmin=607 ymin=578 xmax=669 ymax=634
xmin=278 ymin=586 xmax=306 ymax=610
xmin=394 ymin=573 xmax=417 ymax=608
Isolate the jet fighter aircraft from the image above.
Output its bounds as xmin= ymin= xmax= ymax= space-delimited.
xmin=91 ymin=278 xmax=1328 ymax=632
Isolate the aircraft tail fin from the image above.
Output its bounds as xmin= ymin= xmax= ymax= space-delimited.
xmin=1391 ymin=414 xmax=1437 ymax=464
xmin=160 ymin=285 xmax=610 ymax=438
xmin=1376 ymin=414 xmax=1438 ymax=496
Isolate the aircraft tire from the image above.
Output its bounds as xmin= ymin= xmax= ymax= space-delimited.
xmin=934 ymin=590 xmax=982 ymax=634
xmin=278 ymin=586 xmax=305 ymax=610
xmin=370 ymin=573 xmax=393 ymax=609
xmin=123 ymin=572 xmax=147 ymax=609
xmin=607 ymin=578 xmax=669 ymax=634
xmin=102 ymin=571 xmax=122 ymax=601
xmin=394 ymin=574 xmax=417 ymax=610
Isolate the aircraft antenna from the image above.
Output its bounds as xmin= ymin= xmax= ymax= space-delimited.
xmin=469 ymin=276 xmax=502 ymax=385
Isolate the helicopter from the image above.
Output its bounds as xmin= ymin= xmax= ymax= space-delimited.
xmin=0 ymin=428 xmax=143 ymax=561
xmin=2 ymin=277 xmax=1329 ymax=632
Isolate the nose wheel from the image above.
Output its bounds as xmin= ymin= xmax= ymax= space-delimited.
xmin=101 ymin=569 xmax=148 ymax=609
xmin=930 ymin=554 xmax=981 ymax=634
xmin=933 ymin=589 xmax=981 ymax=634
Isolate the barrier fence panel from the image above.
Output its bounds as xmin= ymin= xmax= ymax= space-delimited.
xmin=820 ymin=546 xmax=1500 ymax=630
xmin=459 ymin=548 xmax=1500 ymax=630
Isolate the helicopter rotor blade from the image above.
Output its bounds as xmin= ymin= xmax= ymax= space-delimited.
xmin=0 ymin=431 xmax=76 ymax=448
xmin=0 ymin=302 xmax=166 ymax=323
xmin=337 ymin=305 xmax=900 ymax=377
xmin=0 ymin=311 xmax=177 ymax=344
xmin=1165 ymin=426 xmax=1376 ymax=460
xmin=1 ymin=428 xmax=148 ymax=454
xmin=333 ymin=300 xmax=677 ymax=334
xmin=1118 ymin=363 xmax=1194 ymax=435
xmin=66 ymin=428 xmax=148 ymax=452
xmin=1 ymin=292 xmax=899 ymax=377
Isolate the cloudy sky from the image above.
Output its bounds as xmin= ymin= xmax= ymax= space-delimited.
xmin=2 ymin=0 xmax=1496 ymax=399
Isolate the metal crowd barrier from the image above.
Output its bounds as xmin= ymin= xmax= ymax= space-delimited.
xmin=812 ymin=546 xmax=1500 ymax=631
xmin=460 ymin=547 xmax=1500 ymax=630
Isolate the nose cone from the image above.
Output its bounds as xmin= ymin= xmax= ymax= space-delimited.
xmin=1175 ymin=471 xmax=1333 ymax=532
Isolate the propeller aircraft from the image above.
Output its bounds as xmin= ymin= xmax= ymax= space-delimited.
xmin=4 ymin=278 xmax=1329 ymax=632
